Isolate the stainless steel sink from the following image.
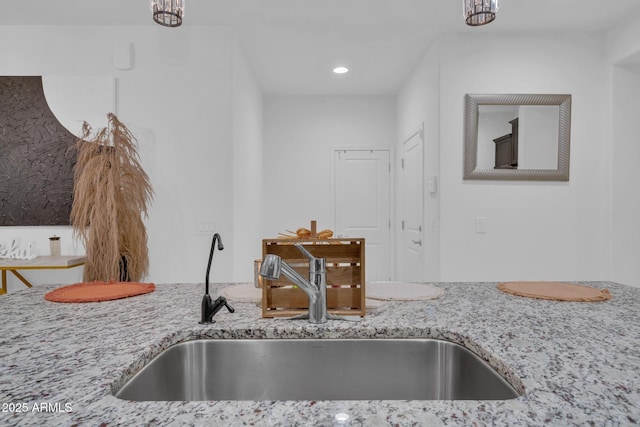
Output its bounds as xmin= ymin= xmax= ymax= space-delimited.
xmin=114 ymin=338 xmax=521 ymax=401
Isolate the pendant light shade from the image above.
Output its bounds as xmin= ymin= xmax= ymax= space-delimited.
xmin=463 ymin=0 xmax=498 ymax=26
xmin=151 ymin=0 xmax=184 ymax=27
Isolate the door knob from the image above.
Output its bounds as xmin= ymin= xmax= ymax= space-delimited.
xmin=412 ymin=239 xmax=422 ymax=246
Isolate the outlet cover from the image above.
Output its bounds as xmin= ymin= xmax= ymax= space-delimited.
xmin=195 ymin=220 xmax=217 ymax=236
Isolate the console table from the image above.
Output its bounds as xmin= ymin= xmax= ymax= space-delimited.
xmin=0 ymin=256 xmax=85 ymax=294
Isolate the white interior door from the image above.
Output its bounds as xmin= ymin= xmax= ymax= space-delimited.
xmin=334 ymin=149 xmax=392 ymax=282
xmin=399 ymin=128 xmax=424 ymax=282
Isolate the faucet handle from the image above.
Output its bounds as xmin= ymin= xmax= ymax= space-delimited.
xmin=294 ymin=243 xmax=326 ymax=273
xmin=294 ymin=243 xmax=315 ymax=261
xmin=200 ymin=295 xmax=235 ymax=324
xmin=215 ymin=296 xmax=235 ymax=313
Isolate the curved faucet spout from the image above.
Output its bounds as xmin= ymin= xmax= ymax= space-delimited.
xmin=205 ymin=233 xmax=223 ymax=295
xmin=280 ymin=261 xmax=318 ymax=304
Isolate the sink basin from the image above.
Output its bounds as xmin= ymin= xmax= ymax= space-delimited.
xmin=114 ymin=338 xmax=521 ymax=401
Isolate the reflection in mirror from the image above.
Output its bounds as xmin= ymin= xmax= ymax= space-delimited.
xmin=464 ymin=94 xmax=571 ymax=181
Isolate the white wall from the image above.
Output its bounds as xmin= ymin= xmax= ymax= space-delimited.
xmin=396 ymin=41 xmax=440 ymax=281
xmin=0 ymin=25 xmax=242 ymax=291
xmin=262 ymin=95 xmax=396 ymax=239
xmin=439 ymin=32 xmax=607 ymax=282
xmin=609 ymin=66 xmax=640 ymax=287
xmin=4 ymin=21 xmax=640 ymax=291
xmin=605 ymin=15 xmax=640 ymax=69
xmin=605 ymin=15 xmax=640 ymax=288
xmin=397 ymin=32 xmax=610 ymax=283
xmin=231 ymin=38 xmax=264 ymax=282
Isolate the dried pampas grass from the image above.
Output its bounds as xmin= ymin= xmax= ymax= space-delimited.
xmin=71 ymin=113 xmax=153 ymax=282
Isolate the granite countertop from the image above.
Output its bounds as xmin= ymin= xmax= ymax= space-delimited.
xmin=0 ymin=281 xmax=639 ymax=426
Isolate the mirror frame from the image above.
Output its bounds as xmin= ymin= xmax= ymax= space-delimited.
xmin=463 ymin=93 xmax=571 ymax=181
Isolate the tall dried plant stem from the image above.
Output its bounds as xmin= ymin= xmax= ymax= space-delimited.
xmin=71 ymin=113 xmax=153 ymax=282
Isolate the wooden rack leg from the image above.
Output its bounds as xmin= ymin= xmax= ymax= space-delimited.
xmin=10 ymin=270 xmax=33 ymax=288
xmin=1 ymin=270 xmax=6 ymax=295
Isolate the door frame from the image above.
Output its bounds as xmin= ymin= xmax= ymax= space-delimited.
xmin=397 ymin=124 xmax=425 ymax=282
xmin=330 ymin=146 xmax=396 ymax=280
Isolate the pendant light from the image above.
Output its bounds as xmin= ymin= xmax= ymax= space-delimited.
xmin=463 ymin=0 xmax=498 ymax=26
xmin=151 ymin=0 xmax=184 ymax=27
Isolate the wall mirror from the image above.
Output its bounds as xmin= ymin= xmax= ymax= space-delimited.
xmin=463 ymin=93 xmax=571 ymax=181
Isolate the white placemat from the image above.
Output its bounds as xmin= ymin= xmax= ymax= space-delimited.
xmin=220 ymin=283 xmax=387 ymax=312
xmin=220 ymin=283 xmax=262 ymax=302
xmin=366 ymin=282 xmax=444 ymax=301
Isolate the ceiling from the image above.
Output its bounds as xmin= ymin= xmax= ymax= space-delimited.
xmin=2 ymin=0 xmax=640 ymax=94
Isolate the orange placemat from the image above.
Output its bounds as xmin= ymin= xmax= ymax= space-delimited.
xmin=497 ymin=281 xmax=611 ymax=302
xmin=45 ymin=280 xmax=155 ymax=303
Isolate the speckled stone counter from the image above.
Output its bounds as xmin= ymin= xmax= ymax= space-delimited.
xmin=0 ymin=281 xmax=639 ymax=426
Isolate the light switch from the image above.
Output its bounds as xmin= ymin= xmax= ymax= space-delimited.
xmin=475 ymin=217 xmax=487 ymax=233
xmin=427 ymin=176 xmax=438 ymax=193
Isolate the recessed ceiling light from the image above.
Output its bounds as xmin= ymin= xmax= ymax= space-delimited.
xmin=333 ymin=66 xmax=349 ymax=74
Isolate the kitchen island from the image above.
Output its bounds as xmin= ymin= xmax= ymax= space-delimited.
xmin=0 ymin=281 xmax=638 ymax=426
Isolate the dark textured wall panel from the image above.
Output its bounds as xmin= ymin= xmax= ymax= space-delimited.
xmin=0 ymin=76 xmax=76 ymax=226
